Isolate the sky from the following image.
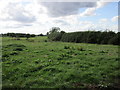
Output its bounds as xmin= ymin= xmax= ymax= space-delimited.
xmin=0 ymin=0 xmax=119 ymax=35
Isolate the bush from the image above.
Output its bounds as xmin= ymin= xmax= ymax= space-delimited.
xmin=108 ymin=36 xmax=119 ymax=45
xmin=59 ymin=53 xmax=72 ymax=59
xmin=44 ymin=40 xmax=48 ymax=42
xmin=6 ymin=44 xmax=26 ymax=48
xmin=10 ymin=51 xmax=18 ymax=55
xmin=58 ymin=31 xmax=119 ymax=45
xmin=13 ymin=48 xmax=23 ymax=51
xmin=2 ymin=54 xmax=9 ymax=57
xmin=99 ymin=50 xmax=107 ymax=53
xmin=64 ymin=46 xmax=70 ymax=49
xmin=77 ymin=47 xmax=85 ymax=51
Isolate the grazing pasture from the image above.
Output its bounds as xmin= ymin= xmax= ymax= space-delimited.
xmin=2 ymin=36 xmax=119 ymax=88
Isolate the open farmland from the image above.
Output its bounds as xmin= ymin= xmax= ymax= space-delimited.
xmin=2 ymin=36 xmax=120 ymax=89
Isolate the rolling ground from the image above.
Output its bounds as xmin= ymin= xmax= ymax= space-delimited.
xmin=2 ymin=36 xmax=120 ymax=88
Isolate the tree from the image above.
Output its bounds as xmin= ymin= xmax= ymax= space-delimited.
xmin=26 ymin=34 xmax=31 ymax=40
xmin=38 ymin=33 xmax=44 ymax=36
xmin=46 ymin=32 xmax=49 ymax=36
xmin=49 ymin=27 xmax=60 ymax=34
xmin=48 ymin=27 xmax=61 ymax=41
xmin=108 ymin=33 xmax=119 ymax=45
xmin=60 ymin=30 xmax=118 ymax=45
xmin=47 ymin=27 xmax=66 ymax=41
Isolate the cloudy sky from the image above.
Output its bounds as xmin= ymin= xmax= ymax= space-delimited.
xmin=0 ymin=0 xmax=119 ymax=34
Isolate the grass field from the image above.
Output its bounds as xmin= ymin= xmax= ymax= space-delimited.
xmin=2 ymin=36 xmax=120 ymax=88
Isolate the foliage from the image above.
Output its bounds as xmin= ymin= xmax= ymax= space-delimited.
xmin=60 ymin=31 xmax=118 ymax=45
xmin=48 ymin=27 xmax=65 ymax=41
xmin=2 ymin=33 xmax=36 ymax=40
xmin=47 ymin=28 xmax=119 ymax=45
xmin=38 ymin=33 xmax=44 ymax=36
xmin=108 ymin=33 xmax=119 ymax=45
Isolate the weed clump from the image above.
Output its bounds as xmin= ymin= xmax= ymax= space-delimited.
xmin=27 ymin=40 xmax=34 ymax=42
xmin=64 ymin=46 xmax=70 ymax=49
xmin=12 ymin=59 xmax=22 ymax=64
xmin=6 ymin=44 xmax=26 ymax=48
xmin=60 ymin=53 xmax=72 ymax=59
xmin=44 ymin=40 xmax=48 ymax=42
xmin=57 ymin=53 xmax=73 ymax=60
xmin=34 ymin=61 xmax=39 ymax=64
xmin=57 ymin=57 xmax=63 ymax=60
xmin=77 ymin=47 xmax=85 ymax=51
xmin=43 ymin=67 xmax=62 ymax=73
xmin=71 ymin=47 xmax=75 ymax=50
xmin=99 ymin=50 xmax=108 ymax=53
xmin=67 ymin=50 xmax=74 ymax=54
xmin=10 ymin=51 xmax=18 ymax=55
xmin=50 ymin=49 xmax=54 ymax=52
xmin=34 ymin=51 xmax=39 ymax=53
xmin=13 ymin=48 xmax=23 ymax=51
xmin=89 ymin=53 xmax=93 ymax=55
xmin=2 ymin=54 xmax=9 ymax=57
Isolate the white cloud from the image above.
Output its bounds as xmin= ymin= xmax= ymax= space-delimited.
xmin=96 ymin=0 xmax=108 ymax=8
xmin=78 ymin=21 xmax=94 ymax=31
xmin=0 ymin=0 xmax=118 ymax=34
xmin=91 ymin=19 xmax=118 ymax=32
xmin=110 ymin=25 xmax=118 ymax=32
xmin=80 ymin=0 xmax=108 ymax=17
xmin=40 ymin=2 xmax=97 ymax=17
xmin=1 ymin=2 xmax=36 ymax=23
xmin=111 ymin=16 xmax=118 ymax=22
xmin=99 ymin=18 xmax=108 ymax=23
xmin=80 ymin=8 xmax=96 ymax=16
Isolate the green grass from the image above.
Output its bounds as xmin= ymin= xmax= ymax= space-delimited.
xmin=2 ymin=36 xmax=120 ymax=88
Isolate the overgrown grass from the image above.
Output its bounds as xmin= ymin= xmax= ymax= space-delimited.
xmin=2 ymin=36 xmax=120 ymax=88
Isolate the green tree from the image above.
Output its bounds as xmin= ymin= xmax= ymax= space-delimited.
xmin=48 ymin=27 xmax=65 ymax=41
xmin=26 ymin=34 xmax=31 ymax=40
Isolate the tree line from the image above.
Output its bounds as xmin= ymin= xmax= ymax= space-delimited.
xmin=1 ymin=27 xmax=119 ymax=45
xmin=1 ymin=33 xmax=45 ymax=39
xmin=47 ymin=27 xmax=119 ymax=45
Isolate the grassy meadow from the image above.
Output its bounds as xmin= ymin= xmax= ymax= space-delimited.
xmin=2 ymin=36 xmax=120 ymax=88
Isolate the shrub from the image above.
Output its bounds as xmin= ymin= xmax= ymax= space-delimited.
xmin=67 ymin=50 xmax=74 ymax=54
xmin=34 ymin=51 xmax=39 ymax=53
xmin=44 ymin=40 xmax=48 ymax=42
xmin=13 ymin=48 xmax=23 ymax=51
xmin=2 ymin=54 xmax=9 ymax=57
xmin=64 ymin=46 xmax=70 ymax=49
xmin=50 ymin=49 xmax=54 ymax=51
xmin=57 ymin=57 xmax=63 ymax=60
xmin=27 ymin=40 xmax=34 ymax=42
xmin=99 ymin=51 xmax=107 ymax=53
xmin=6 ymin=44 xmax=26 ymax=48
xmin=108 ymin=36 xmax=119 ymax=45
xmin=77 ymin=47 xmax=85 ymax=51
xmin=10 ymin=51 xmax=18 ymax=55
xmin=60 ymin=53 xmax=72 ymax=59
